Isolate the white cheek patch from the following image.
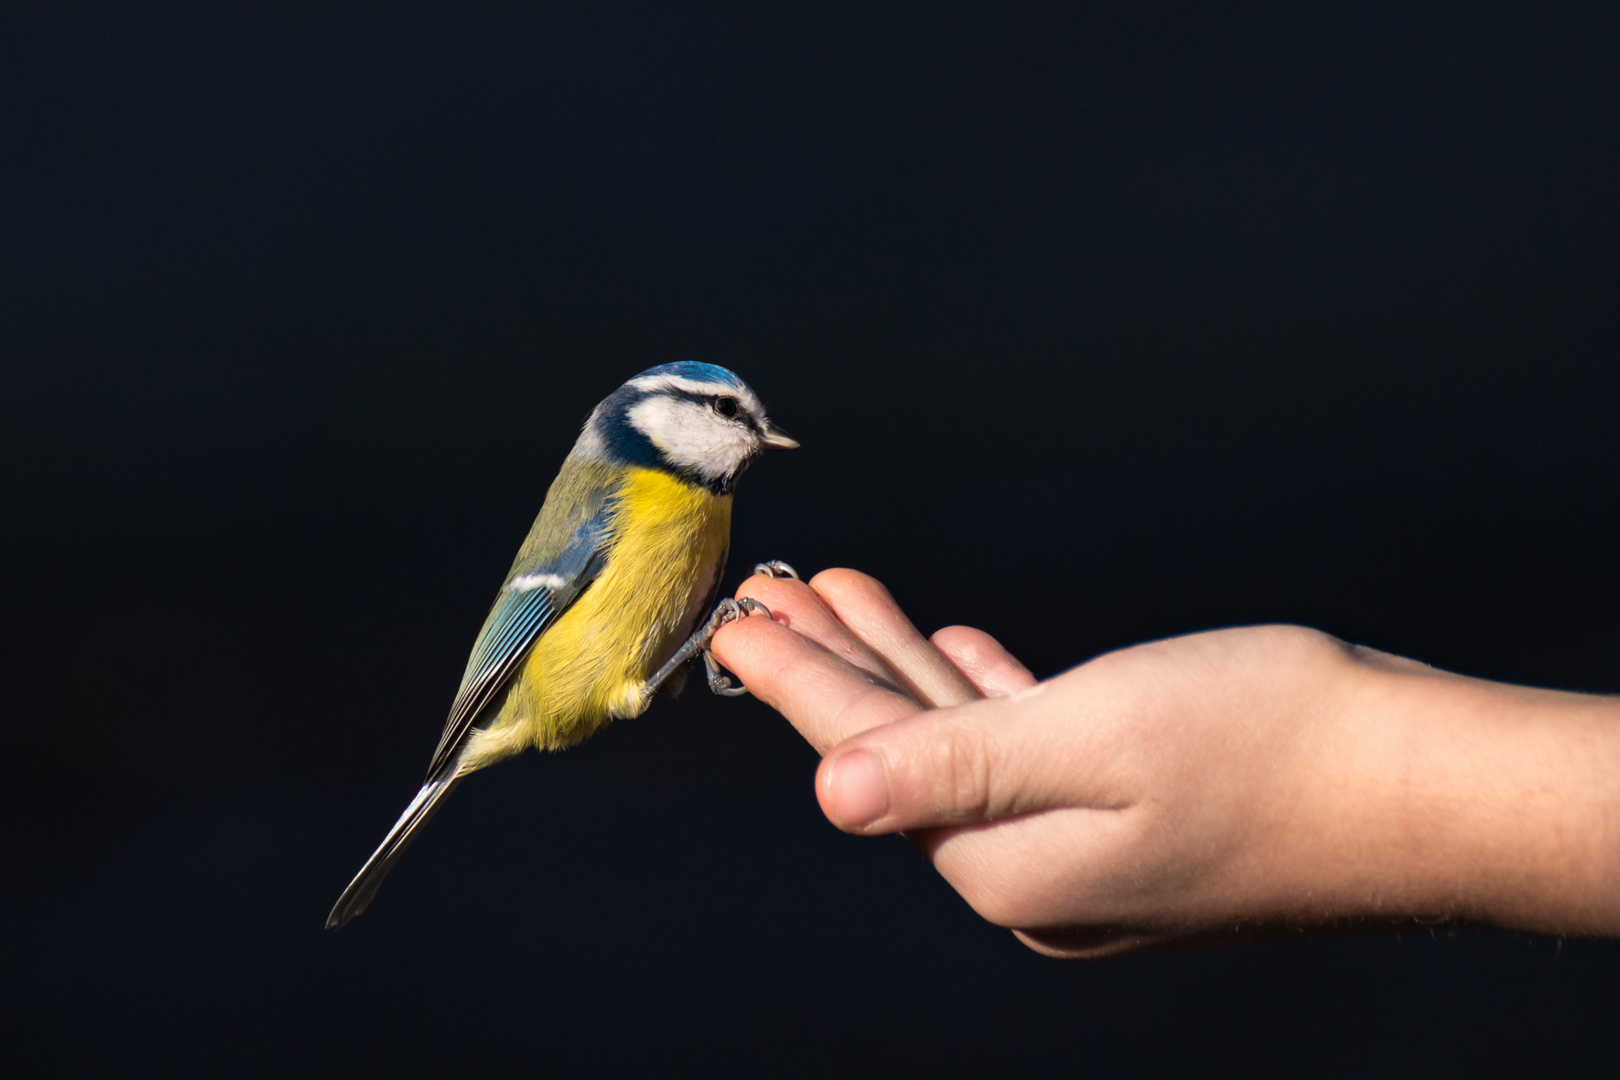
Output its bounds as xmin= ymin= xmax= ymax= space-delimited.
xmin=627 ymin=395 xmax=754 ymax=481
xmin=505 ymin=572 xmax=567 ymax=593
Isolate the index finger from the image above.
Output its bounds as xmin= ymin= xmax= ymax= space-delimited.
xmin=808 ymin=569 xmax=980 ymax=709
xmin=711 ymin=610 xmax=922 ymax=755
xmin=730 ymin=573 xmax=908 ymax=693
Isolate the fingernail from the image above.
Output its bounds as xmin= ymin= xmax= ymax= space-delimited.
xmin=828 ymin=750 xmax=888 ymax=829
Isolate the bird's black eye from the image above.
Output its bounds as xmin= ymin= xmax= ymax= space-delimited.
xmin=715 ymin=396 xmax=739 ymax=419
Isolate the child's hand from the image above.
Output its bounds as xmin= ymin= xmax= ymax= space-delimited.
xmin=712 ymin=569 xmax=1620 ymax=958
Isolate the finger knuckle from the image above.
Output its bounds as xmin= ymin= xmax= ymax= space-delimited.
xmin=811 ymin=567 xmax=893 ymax=606
xmin=929 ymin=625 xmax=984 ymax=659
xmin=807 ymin=567 xmax=862 ymax=592
xmin=930 ymin=723 xmax=994 ymax=822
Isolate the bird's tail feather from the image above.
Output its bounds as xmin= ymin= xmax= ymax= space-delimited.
xmin=326 ymin=771 xmax=463 ymax=930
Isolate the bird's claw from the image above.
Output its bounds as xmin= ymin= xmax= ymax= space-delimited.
xmin=702 ymin=596 xmax=772 ymax=696
xmin=752 ymin=560 xmax=800 ymax=580
xmin=705 ymin=650 xmax=751 ymax=696
xmin=715 ymin=595 xmax=774 ymax=624
xmin=644 ymin=595 xmax=776 ymax=701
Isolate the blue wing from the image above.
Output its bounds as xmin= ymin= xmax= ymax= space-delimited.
xmin=327 ymin=460 xmax=621 ymax=928
xmin=421 ymin=489 xmax=614 ymax=782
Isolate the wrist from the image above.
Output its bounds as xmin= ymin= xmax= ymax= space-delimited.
xmin=1339 ymin=655 xmax=1620 ymax=935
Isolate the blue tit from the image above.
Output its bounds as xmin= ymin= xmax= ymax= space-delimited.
xmin=326 ymin=362 xmax=798 ymax=930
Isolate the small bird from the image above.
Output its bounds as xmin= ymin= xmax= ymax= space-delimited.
xmin=326 ymin=362 xmax=798 ymax=929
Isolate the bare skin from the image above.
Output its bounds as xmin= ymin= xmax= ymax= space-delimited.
xmin=710 ymin=568 xmax=1620 ymax=959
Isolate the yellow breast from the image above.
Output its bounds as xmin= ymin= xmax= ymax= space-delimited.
xmin=458 ymin=467 xmax=731 ymax=770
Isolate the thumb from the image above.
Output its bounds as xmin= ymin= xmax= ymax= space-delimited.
xmin=814 ymin=690 xmax=1073 ymax=835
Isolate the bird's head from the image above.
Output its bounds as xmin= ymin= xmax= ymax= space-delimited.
xmin=576 ymin=362 xmax=798 ymax=494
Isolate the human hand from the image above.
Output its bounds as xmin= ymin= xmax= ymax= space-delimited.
xmin=711 ymin=569 xmax=1620 ymax=959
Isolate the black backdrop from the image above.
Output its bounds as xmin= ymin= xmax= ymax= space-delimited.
xmin=5 ymin=3 xmax=1620 ymax=1076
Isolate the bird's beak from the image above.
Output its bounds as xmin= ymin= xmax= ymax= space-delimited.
xmin=759 ymin=422 xmax=800 ymax=451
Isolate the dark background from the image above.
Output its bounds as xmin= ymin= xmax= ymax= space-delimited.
xmin=4 ymin=2 xmax=1620 ymax=1076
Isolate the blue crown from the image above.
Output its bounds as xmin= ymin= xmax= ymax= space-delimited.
xmin=627 ymin=361 xmax=746 ymax=389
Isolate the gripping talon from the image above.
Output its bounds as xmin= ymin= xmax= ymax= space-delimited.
xmin=705 ymin=650 xmax=750 ymax=696
xmin=642 ymin=595 xmax=775 ymax=702
xmin=752 ymin=560 xmax=800 ymax=580
xmin=703 ymin=597 xmax=771 ymax=696
xmin=733 ymin=596 xmax=773 ymax=619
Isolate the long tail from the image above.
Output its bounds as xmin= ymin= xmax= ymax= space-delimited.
xmin=326 ymin=771 xmax=464 ymax=930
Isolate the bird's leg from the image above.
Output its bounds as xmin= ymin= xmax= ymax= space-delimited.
xmin=643 ymin=596 xmax=773 ymax=701
xmin=752 ymin=560 xmax=800 ymax=580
